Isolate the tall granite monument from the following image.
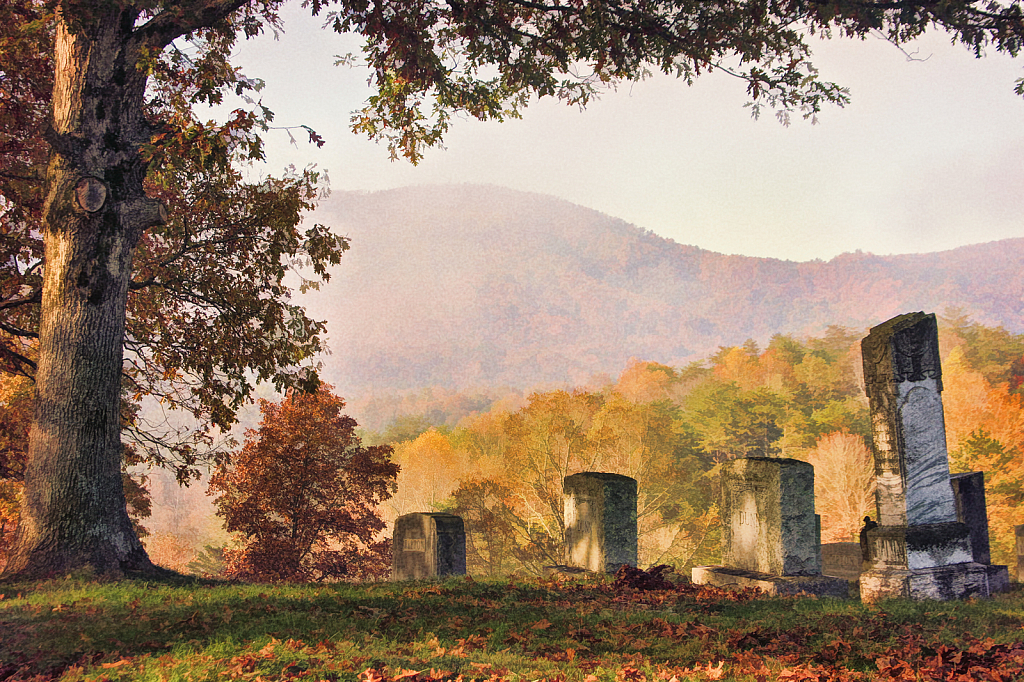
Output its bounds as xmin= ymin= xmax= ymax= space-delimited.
xmin=860 ymin=312 xmax=989 ymax=600
xmin=563 ymin=473 xmax=637 ymax=573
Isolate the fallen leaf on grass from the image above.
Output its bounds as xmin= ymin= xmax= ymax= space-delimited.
xmin=617 ymin=665 xmax=647 ymax=682
xmin=359 ymin=668 xmax=385 ymax=682
xmin=258 ymin=639 xmax=280 ymax=658
xmin=696 ymin=661 xmax=725 ymax=681
xmin=100 ymin=658 xmax=132 ymax=669
xmin=456 ymin=634 xmax=487 ymax=651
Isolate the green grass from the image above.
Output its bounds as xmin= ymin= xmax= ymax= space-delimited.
xmin=2 ymin=572 xmax=1023 ymax=682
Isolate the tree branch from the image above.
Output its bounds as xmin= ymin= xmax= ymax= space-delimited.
xmin=133 ymin=0 xmax=255 ymax=51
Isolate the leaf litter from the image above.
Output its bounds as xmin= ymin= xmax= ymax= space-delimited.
xmin=0 ymin=567 xmax=1022 ymax=681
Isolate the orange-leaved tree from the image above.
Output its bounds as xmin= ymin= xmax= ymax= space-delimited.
xmin=210 ymin=386 xmax=397 ymax=582
xmin=942 ymin=347 xmax=1024 ymax=566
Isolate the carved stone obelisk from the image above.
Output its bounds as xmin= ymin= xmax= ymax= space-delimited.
xmin=860 ymin=312 xmax=989 ymax=601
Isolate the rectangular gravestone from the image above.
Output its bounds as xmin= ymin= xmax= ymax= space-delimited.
xmin=692 ymin=457 xmax=848 ymax=597
xmin=563 ymin=472 xmax=637 ymax=573
xmin=950 ymin=472 xmax=1010 ymax=592
xmin=1017 ymin=525 xmax=1024 ymax=583
xmin=860 ymin=313 xmax=988 ymax=601
xmin=392 ymin=513 xmax=466 ymax=581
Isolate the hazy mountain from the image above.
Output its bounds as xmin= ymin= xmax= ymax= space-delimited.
xmin=298 ymin=185 xmax=1024 ymax=394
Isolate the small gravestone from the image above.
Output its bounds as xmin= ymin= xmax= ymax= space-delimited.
xmin=860 ymin=313 xmax=988 ymax=601
xmin=950 ymin=472 xmax=1010 ymax=592
xmin=392 ymin=513 xmax=466 ymax=581
xmin=821 ymin=542 xmax=863 ymax=581
xmin=1016 ymin=525 xmax=1024 ymax=583
xmin=563 ymin=473 xmax=637 ymax=573
xmin=692 ymin=457 xmax=848 ymax=597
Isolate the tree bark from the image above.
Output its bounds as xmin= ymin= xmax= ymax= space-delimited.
xmin=1 ymin=5 xmax=167 ymax=579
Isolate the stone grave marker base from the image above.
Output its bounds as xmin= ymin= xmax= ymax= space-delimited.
xmin=860 ymin=562 xmax=989 ymax=602
xmin=692 ymin=565 xmax=851 ymax=598
xmin=543 ymin=565 xmax=591 ymax=576
xmin=986 ymin=565 xmax=1011 ymax=594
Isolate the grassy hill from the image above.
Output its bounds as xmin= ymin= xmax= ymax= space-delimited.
xmin=301 ymin=185 xmax=1024 ymax=396
xmin=2 ymin=571 xmax=1023 ymax=681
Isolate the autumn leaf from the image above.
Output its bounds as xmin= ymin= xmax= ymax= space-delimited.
xmin=258 ymin=639 xmax=279 ymax=658
xmin=101 ymin=658 xmax=132 ymax=669
xmin=359 ymin=668 xmax=385 ymax=682
xmin=698 ymin=661 xmax=726 ymax=681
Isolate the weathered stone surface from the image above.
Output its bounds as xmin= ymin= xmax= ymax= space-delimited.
xmin=859 ymin=562 xmax=989 ymax=601
xmin=693 ymin=457 xmax=849 ymax=597
xmin=692 ymin=566 xmax=851 ymax=598
xmin=564 ymin=472 xmax=637 ymax=573
xmin=392 ymin=513 xmax=466 ymax=581
xmin=948 ymin=472 xmax=1011 ymax=593
xmin=720 ymin=457 xmax=820 ymax=576
xmin=865 ymin=523 xmax=973 ymax=571
xmin=821 ymin=542 xmax=863 ymax=581
xmin=950 ymin=472 xmax=992 ymax=564
xmin=860 ymin=313 xmax=991 ymax=601
xmin=862 ymin=312 xmax=958 ymax=527
xmin=986 ymin=565 xmax=1011 ymax=594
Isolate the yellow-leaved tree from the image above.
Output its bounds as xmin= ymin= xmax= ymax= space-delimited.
xmin=802 ymin=431 xmax=875 ymax=543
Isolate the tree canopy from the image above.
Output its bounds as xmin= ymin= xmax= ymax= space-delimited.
xmin=1 ymin=0 xmax=1022 ymax=579
xmin=210 ymin=386 xmax=397 ymax=582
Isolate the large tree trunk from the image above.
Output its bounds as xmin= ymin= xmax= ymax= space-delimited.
xmin=1 ymin=5 xmax=168 ymax=579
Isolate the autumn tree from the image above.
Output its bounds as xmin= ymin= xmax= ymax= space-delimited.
xmin=386 ymin=429 xmax=470 ymax=520
xmin=448 ymin=477 xmax=520 ymax=576
xmin=802 ymin=431 xmax=875 ymax=543
xmin=0 ymin=372 xmax=151 ymax=570
xmin=445 ymin=387 xmax=716 ymax=574
xmin=942 ymin=345 xmax=1024 ymax=566
xmin=0 ymin=0 xmax=347 ymax=579
xmin=5 ymin=0 xmax=1024 ymax=580
xmin=0 ymin=376 xmax=32 ymax=570
xmin=680 ymin=380 xmax=787 ymax=461
xmin=209 ymin=386 xmax=397 ymax=583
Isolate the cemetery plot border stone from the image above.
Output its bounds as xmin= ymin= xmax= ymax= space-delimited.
xmin=392 ymin=512 xmax=466 ymax=581
xmin=860 ymin=312 xmax=989 ymax=601
xmin=691 ymin=565 xmax=853 ymax=598
xmin=563 ymin=472 xmax=638 ymax=573
xmin=821 ymin=542 xmax=863 ymax=582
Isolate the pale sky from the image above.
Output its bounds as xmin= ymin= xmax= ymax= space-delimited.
xmin=221 ymin=3 xmax=1024 ymax=262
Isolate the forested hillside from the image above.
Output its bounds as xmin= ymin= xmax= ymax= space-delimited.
xmin=302 ymin=185 xmax=1024 ymax=397
xmin=7 ymin=313 xmax=1017 ymax=577
xmin=363 ymin=313 xmax=1024 ymax=575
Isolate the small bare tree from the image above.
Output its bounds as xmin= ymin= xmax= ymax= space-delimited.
xmin=805 ymin=431 xmax=876 ymax=543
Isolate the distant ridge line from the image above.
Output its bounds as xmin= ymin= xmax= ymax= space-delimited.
xmin=300 ymin=185 xmax=1024 ymax=393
